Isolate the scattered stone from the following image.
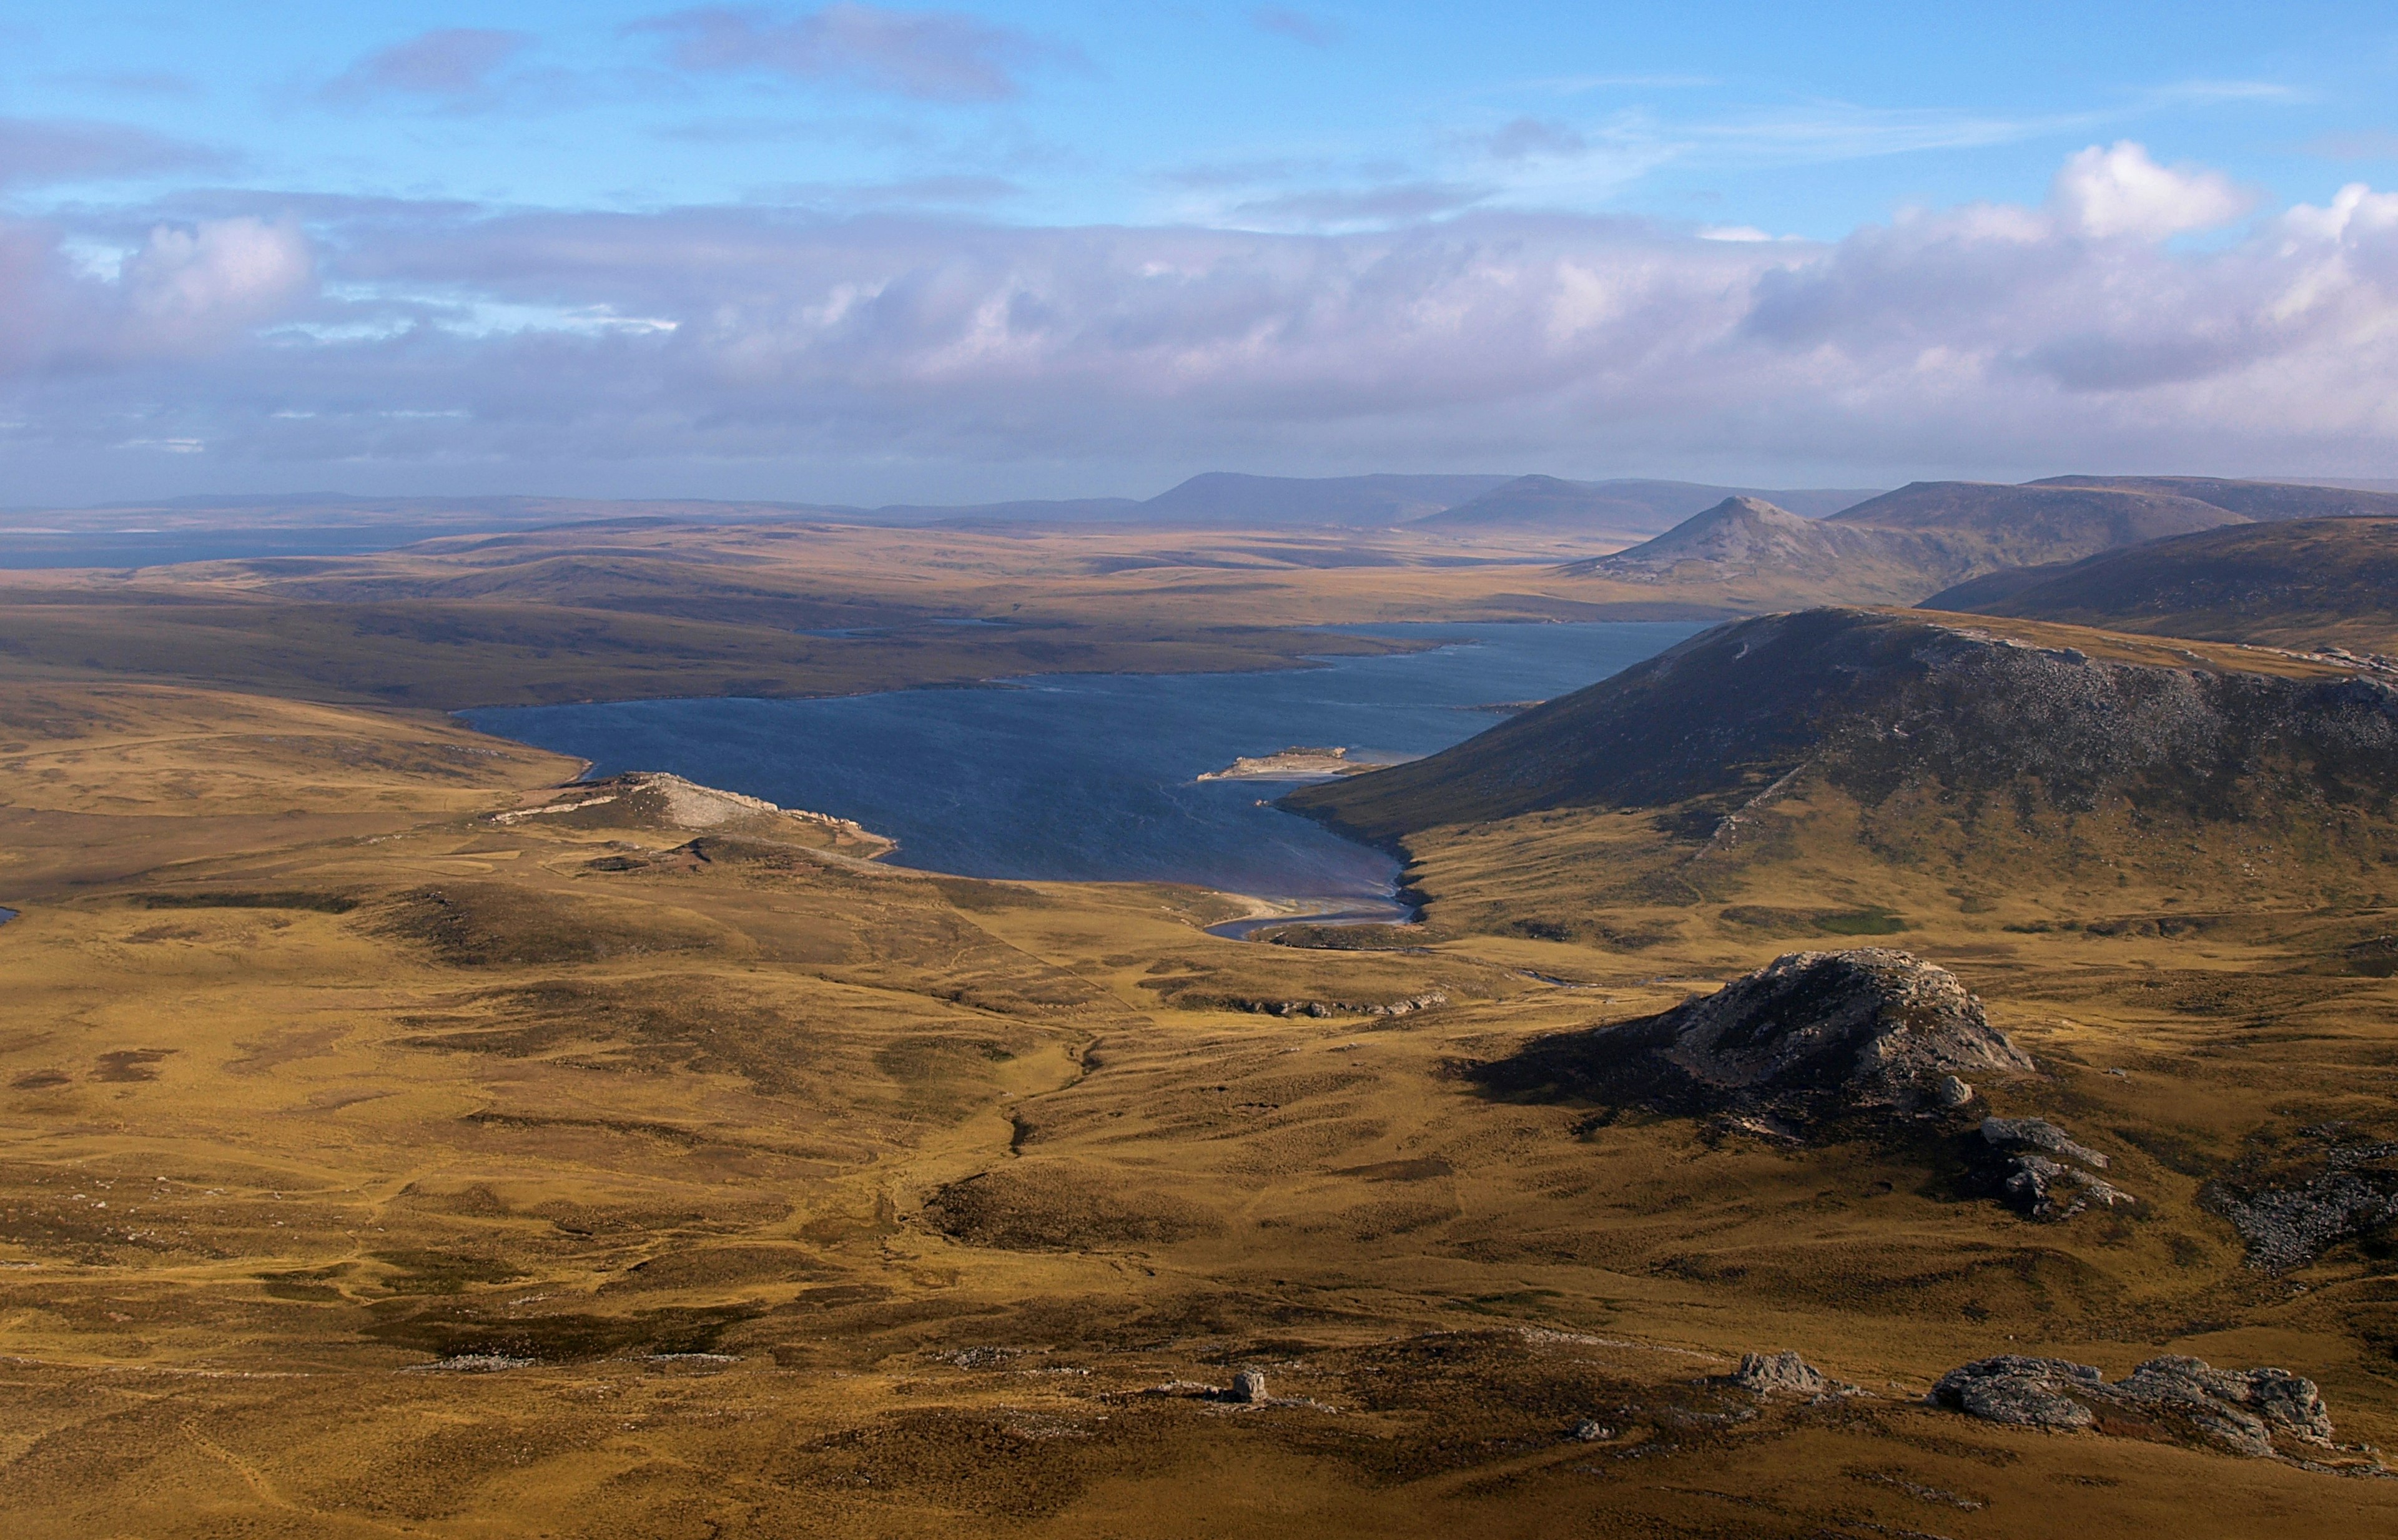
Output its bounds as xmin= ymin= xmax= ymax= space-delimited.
xmin=1230 ymin=1370 xmax=1268 ymax=1404
xmin=2205 ymin=1138 xmax=2398 ymax=1271
xmin=1730 ymin=1350 xmax=1857 ymax=1398
xmin=403 ymin=1353 xmax=536 ymax=1374
xmin=1188 ymin=991 xmax=1448 ymax=1019
xmin=1572 ymin=1419 xmax=1613 ymax=1441
xmin=1932 ymin=1353 xmax=2362 ymax=1464
xmin=936 ymin=1345 xmax=1024 ymax=1370
xmin=1933 ymin=1074 xmax=1976 ymax=1108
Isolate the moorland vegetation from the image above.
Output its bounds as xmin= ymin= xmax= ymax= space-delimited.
xmin=5 ymin=480 xmax=2398 ymax=1535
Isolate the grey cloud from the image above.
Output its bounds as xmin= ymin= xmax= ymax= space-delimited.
xmin=1485 ymin=117 xmax=1589 ymax=161
xmin=0 ymin=116 xmax=224 ymax=189
xmin=322 ymin=28 xmax=533 ymax=104
xmin=6 ymin=146 xmax=2398 ymax=486
xmin=635 ymin=4 xmax=1078 ymax=103
xmin=1250 ymin=7 xmax=1339 ymax=46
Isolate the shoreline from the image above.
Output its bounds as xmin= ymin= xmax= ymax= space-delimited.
xmin=1202 ymin=892 xmax=1417 ymax=940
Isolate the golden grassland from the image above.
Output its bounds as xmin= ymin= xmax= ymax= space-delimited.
xmin=4 ymin=633 xmax=2398 ymax=1536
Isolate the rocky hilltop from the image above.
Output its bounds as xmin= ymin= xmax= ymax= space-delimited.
xmin=1288 ymin=608 xmax=2398 ymax=897
xmin=1474 ymin=949 xmax=2032 ymax=1130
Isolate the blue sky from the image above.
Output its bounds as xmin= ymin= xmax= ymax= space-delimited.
xmin=4 ymin=3 xmax=2397 ymax=503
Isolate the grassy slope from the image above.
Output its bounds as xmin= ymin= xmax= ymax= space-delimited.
xmin=1927 ymin=516 xmax=2398 ymax=654
xmin=2 ymin=673 xmax=2397 ymax=1534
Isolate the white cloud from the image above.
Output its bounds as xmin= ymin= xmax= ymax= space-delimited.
xmin=2 ymin=142 xmax=2397 ymax=482
xmin=121 ymin=217 xmax=315 ymax=350
xmin=2050 ymin=140 xmax=2251 ymax=239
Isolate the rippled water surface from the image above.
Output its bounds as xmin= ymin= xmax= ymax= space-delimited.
xmin=465 ymin=621 xmax=1700 ymax=905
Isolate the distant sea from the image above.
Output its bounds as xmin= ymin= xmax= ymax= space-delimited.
xmin=465 ymin=622 xmax=1701 ymax=914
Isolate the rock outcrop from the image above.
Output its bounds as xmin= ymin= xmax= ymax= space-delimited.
xmin=1472 ymin=950 xmax=2033 ymax=1131
xmin=1971 ymin=1117 xmax=2138 ymax=1221
xmin=1730 ymin=1350 xmax=1855 ymax=1398
xmin=1930 ymin=1355 xmax=2355 ymax=1464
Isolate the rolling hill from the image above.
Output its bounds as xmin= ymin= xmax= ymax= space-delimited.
xmin=1923 ymin=516 xmax=2398 ymax=655
xmin=1287 ymin=606 xmax=2398 ymax=909
xmin=1408 ymin=475 xmax=1883 ymax=534
xmin=1556 ymin=495 xmax=1975 ymax=600
xmin=1126 ymin=471 xmax=1514 ymax=526
xmin=1562 ymin=476 xmax=2398 ymax=606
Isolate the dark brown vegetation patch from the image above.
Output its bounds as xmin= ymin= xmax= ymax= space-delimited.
xmin=923 ymin=1163 xmax=1223 ymax=1251
xmin=372 ymin=883 xmax=733 ymax=967
xmin=1722 ymin=904 xmax=1908 ymax=937
xmin=131 ymin=889 xmax=358 ymax=913
xmin=91 ymin=1049 xmax=175 ymax=1082
xmin=365 ymin=1299 xmax=757 ymax=1361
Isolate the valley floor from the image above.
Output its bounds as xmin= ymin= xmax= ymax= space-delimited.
xmin=2 ymin=677 xmax=2396 ymax=1535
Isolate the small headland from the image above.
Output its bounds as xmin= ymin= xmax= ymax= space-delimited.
xmin=1195 ymin=744 xmax=1421 ymax=782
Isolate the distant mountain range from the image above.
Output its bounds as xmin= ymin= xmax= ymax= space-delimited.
xmin=5 ymin=472 xmax=1875 ymax=543
xmin=1564 ymin=476 xmax=2398 ymax=604
xmin=12 ymin=474 xmax=2398 ymax=576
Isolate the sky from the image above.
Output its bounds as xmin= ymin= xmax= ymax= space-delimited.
xmin=3 ymin=2 xmax=2397 ymax=505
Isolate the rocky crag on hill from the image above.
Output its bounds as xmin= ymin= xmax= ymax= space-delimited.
xmin=1288 ymin=608 xmax=2398 ymax=901
xmin=1471 ymin=949 xmax=2144 ymax=1225
xmin=1472 ymin=949 xmax=2030 ymax=1130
